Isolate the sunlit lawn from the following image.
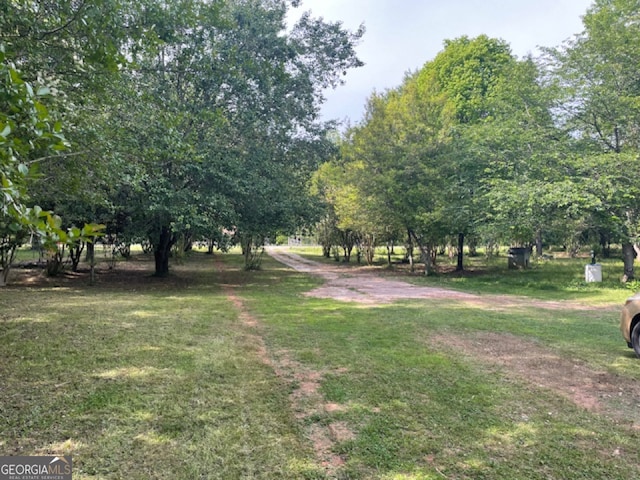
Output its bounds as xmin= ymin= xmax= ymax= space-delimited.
xmin=1 ymin=251 xmax=640 ymax=479
xmin=0 ymin=257 xmax=320 ymax=479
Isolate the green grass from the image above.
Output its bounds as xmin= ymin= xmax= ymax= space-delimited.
xmin=2 ymin=251 xmax=640 ymax=479
xmin=414 ymin=255 xmax=631 ymax=304
xmin=0 ymin=257 xmax=321 ymax=479
xmin=243 ymin=255 xmax=640 ymax=479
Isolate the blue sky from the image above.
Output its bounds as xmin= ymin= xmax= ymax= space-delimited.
xmin=288 ymin=0 xmax=594 ymax=126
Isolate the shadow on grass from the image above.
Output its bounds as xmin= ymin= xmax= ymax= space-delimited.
xmin=0 ymin=253 xmax=324 ymax=479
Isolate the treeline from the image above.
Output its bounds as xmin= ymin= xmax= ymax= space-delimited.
xmin=312 ymin=0 xmax=640 ymax=279
xmin=0 ymin=0 xmax=364 ymax=283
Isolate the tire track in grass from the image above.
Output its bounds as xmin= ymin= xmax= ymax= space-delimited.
xmin=430 ymin=332 xmax=640 ymax=427
xmin=265 ymin=247 xmax=640 ymax=428
xmin=215 ymin=256 xmax=352 ymax=476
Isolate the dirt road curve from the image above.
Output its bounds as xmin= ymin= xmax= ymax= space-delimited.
xmin=266 ymin=247 xmax=611 ymax=311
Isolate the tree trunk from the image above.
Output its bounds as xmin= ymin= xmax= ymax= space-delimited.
xmin=363 ymin=234 xmax=375 ymax=265
xmin=70 ymin=241 xmax=85 ymax=272
xmin=406 ymin=230 xmax=414 ymax=273
xmin=340 ymin=231 xmax=354 ymax=262
xmin=183 ymin=231 xmax=193 ymax=252
xmin=342 ymin=245 xmax=352 ymax=262
xmin=243 ymin=235 xmax=252 ymax=267
xmin=46 ymin=245 xmax=66 ymax=276
xmin=600 ymin=232 xmax=610 ymax=258
xmin=0 ymin=243 xmax=18 ymax=287
xmin=242 ymin=234 xmax=265 ymax=270
xmin=468 ymin=237 xmax=478 ymax=257
xmin=87 ymin=242 xmax=96 ymax=286
xmin=409 ymin=230 xmax=433 ymax=276
xmin=622 ymin=242 xmax=635 ymax=282
xmin=535 ymin=229 xmax=543 ymax=257
xmin=153 ymin=226 xmax=174 ymax=277
xmin=0 ymin=262 xmax=10 ymax=287
xmin=456 ymin=233 xmax=464 ymax=272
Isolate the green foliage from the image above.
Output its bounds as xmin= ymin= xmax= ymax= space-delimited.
xmin=0 ymin=47 xmax=62 ymax=282
xmin=0 ymin=46 xmax=68 ymax=215
xmin=94 ymin=0 xmax=364 ymax=274
xmin=1 ymin=0 xmax=365 ymax=278
xmin=546 ymin=0 xmax=640 ymax=153
xmin=429 ymin=35 xmax=514 ymax=123
xmin=541 ymin=0 xmax=640 ymax=275
xmin=316 ymin=3 xmax=640 ymax=280
xmin=322 ymin=36 xmax=519 ymax=272
xmin=0 ymin=46 xmax=106 ymax=283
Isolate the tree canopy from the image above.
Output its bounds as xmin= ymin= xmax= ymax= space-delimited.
xmin=0 ymin=0 xmax=364 ymax=280
xmin=5 ymin=0 xmax=640 ymax=282
xmin=316 ymin=0 xmax=640 ymax=279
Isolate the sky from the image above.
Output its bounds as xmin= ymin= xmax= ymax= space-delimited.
xmin=288 ymin=0 xmax=594 ymax=126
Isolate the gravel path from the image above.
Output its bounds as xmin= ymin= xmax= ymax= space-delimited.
xmin=267 ymin=247 xmax=480 ymax=304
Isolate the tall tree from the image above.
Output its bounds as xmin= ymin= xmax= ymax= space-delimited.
xmin=427 ymin=35 xmax=515 ymax=270
xmin=474 ymin=58 xmax=584 ymax=255
xmin=107 ymin=0 xmax=364 ymax=275
xmin=325 ymin=36 xmax=517 ymax=274
xmin=546 ymin=0 xmax=640 ymax=279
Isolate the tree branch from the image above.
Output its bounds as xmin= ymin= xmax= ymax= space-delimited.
xmin=37 ymin=0 xmax=89 ymax=40
xmin=26 ymin=151 xmax=89 ymax=165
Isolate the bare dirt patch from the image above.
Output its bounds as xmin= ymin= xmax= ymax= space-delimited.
xmin=430 ymin=332 xmax=640 ymax=426
xmin=267 ymin=247 xmax=477 ymax=305
xmin=214 ymin=257 xmax=353 ymax=475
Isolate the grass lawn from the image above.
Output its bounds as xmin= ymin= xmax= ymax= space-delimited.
xmin=2 ymin=251 xmax=640 ymax=479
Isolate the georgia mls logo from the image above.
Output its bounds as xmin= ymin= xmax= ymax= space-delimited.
xmin=0 ymin=456 xmax=72 ymax=480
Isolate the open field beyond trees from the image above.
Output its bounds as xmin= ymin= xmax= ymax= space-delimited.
xmin=2 ymin=249 xmax=640 ymax=479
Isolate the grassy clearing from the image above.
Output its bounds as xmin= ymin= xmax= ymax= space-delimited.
xmin=243 ymin=255 xmax=640 ymax=479
xmin=411 ymin=256 xmax=631 ymax=305
xmin=2 ymin=251 xmax=640 ymax=479
xmin=0 ymin=257 xmax=321 ymax=479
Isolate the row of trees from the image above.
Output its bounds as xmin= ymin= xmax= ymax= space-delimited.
xmin=0 ymin=0 xmax=364 ymax=282
xmin=312 ymin=0 xmax=640 ymax=279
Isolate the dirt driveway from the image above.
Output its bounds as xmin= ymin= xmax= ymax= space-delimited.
xmin=266 ymin=247 xmax=640 ymax=427
xmin=267 ymin=246 xmax=478 ymax=304
xmin=266 ymin=247 xmax=611 ymax=311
